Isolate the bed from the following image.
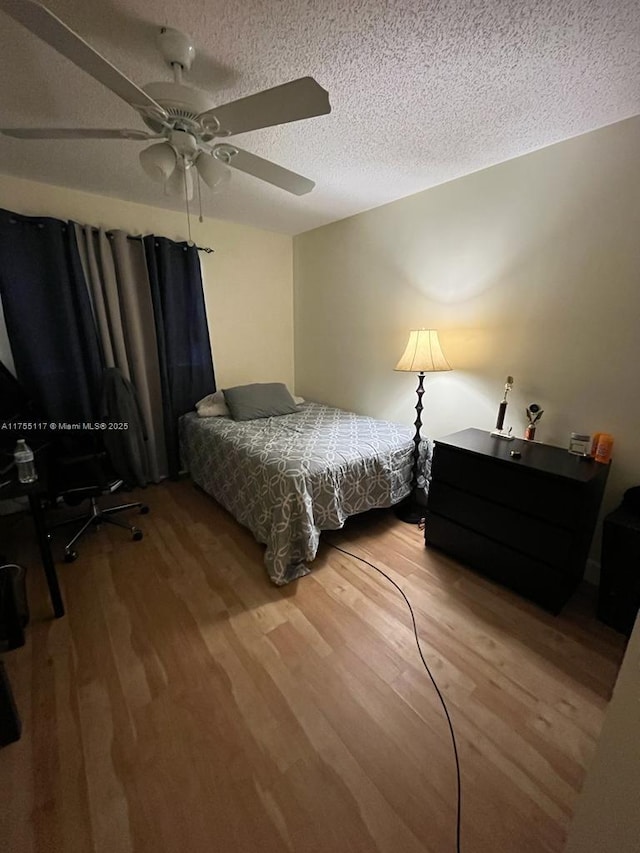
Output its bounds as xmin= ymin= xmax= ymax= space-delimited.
xmin=180 ymin=401 xmax=431 ymax=585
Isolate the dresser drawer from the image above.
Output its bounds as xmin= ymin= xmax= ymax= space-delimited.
xmin=431 ymin=445 xmax=582 ymax=529
xmin=427 ymin=480 xmax=573 ymax=569
xmin=425 ymin=513 xmax=576 ymax=612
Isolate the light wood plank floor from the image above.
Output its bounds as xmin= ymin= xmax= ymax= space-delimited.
xmin=0 ymin=480 xmax=625 ymax=853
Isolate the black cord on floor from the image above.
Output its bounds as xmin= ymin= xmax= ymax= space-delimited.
xmin=327 ymin=541 xmax=462 ymax=853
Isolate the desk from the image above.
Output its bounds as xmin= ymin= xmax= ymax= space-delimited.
xmin=0 ymin=476 xmax=64 ymax=619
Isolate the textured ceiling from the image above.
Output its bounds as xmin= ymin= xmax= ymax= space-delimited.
xmin=0 ymin=0 xmax=638 ymax=235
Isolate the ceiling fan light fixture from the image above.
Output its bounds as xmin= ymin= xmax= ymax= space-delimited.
xmin=164 ymin=162 xmax=194 ymax=200
xmin=196 ymin=152 xmax=231 ymax=191
xmin=139 ymin=142 xmax=176 ymax=183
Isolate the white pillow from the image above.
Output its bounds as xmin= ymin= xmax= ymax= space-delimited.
xmin=197 ymin=400 xmax=230 ymax=418
xmin=196 ymin=391 xmax=230 ymax=417
xmin=196 ymin=390 xmax=224 ymax=409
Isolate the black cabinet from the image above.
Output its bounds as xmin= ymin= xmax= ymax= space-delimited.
xmin=598 ymin=507 xmax=640 ymax=635
xmin=424 ymin=429 xmax=610 ymax=613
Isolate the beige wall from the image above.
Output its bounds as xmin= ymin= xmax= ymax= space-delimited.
xmin=0 ymin=174 xmax=294 ymax=390
xmin=565 ymin=613 xmax=640 ymax=853
xmin=294 ymin=116 xmax=640 ymax=522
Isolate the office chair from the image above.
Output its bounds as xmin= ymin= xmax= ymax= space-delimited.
xmin=48 ymin=449 xmax=149 ymax=563
xmin=1 ymin=359 xmax=150 ymax=563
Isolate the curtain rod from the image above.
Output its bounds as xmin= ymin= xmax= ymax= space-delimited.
xmin=6 ymin=214 xmax=215 ymax=253
xmin=100 ymin=227 xmax=214 ymax=254
xmin=5 ymin=213 xmax=214 ymax=254
xmin=120 ymin=232 xmax=214 ymax=254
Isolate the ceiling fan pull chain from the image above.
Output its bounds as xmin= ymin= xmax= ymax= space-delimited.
xmin=197 ymin=171 xmax=204 ymax=224
xmin=183 ymin=159 xmax=193 ymax=244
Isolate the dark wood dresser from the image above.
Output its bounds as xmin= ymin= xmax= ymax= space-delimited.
xmin=424 ymin=428 xmax=610 ymax=612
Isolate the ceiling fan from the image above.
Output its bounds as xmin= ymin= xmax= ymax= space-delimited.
xmin=0 ymin=0 xmax=331 ymax=201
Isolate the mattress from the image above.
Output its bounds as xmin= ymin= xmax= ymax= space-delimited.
xmin=180 ymin=402 xmax=430 ymax=584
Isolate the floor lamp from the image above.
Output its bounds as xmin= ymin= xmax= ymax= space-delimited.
xmin=394 ymin=329 xmax=452 ymax=524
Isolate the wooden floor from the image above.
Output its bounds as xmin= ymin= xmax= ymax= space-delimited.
xmin=0 ymin=480 xmax=626 ymax=853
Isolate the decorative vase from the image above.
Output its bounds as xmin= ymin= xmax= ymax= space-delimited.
xmin=525 ymin=425 xmax=536 ymax=441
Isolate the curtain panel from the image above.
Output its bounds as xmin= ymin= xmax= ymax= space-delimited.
xmin=144 ymin=236 xmax=216 ymax=478
xmin=0 ymin=209 xmax=102 ymax=424
xmin=75 ymin=226 xmax=168 ymax=482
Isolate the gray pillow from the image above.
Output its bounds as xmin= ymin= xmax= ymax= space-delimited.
xmin=223 ymin=383 xmax=299 ymax=421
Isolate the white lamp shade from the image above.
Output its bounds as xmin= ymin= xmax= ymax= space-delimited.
xmin=139 ymin=142 xmax=176 ymax=182
xmin=164 ymin=163 xmax=194 ymax=200
xmin=196 ymin=152 xmax=231 ymax=191
xmin=395 ymin=329 xmax=452 ymax=372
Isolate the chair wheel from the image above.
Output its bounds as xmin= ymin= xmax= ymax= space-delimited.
xmin=64 ymin=550 xmax=78 ymax=563
xmin=139 ymin=505 xmax=150 ymax=515
xmin=132 ymin=529 xmax=143 ymax=541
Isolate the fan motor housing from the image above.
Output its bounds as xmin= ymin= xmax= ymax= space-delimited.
xmin=141 ymin=82 xmax=217 ymax=132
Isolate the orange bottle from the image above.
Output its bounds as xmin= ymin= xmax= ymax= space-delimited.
xmin=590 ymin=432 xmax=602 ymax=457
xmin=595 ymin=433 xmax=614 ymax=464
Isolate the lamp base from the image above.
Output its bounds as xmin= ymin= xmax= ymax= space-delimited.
xmin=393 ymin=496 xmax=426 ymax=525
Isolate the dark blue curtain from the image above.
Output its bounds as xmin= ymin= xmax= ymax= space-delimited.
xmin=144 ymin=236 xmax=215 ymax=477
xmin=0 ymin=209 xmax=102 ymax=424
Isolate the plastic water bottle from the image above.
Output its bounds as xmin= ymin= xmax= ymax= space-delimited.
xmin=14 ymin=440 xmax=37 ymax=484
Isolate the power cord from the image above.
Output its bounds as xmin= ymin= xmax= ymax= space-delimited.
xmin=327 ymin=541 xmax=462 ymax=853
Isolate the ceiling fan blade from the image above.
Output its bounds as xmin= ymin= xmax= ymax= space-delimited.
xmin=219 ymin=146 xmax=315 ymax=195
xmin=199 ymin=77 xmax=330 ymax=137
xmin=0 ymin=0 xmax=167 ymax=121
xmin=0 ymin=127 xmax=157 ymax=140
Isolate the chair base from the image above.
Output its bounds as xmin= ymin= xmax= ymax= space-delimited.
xmin=49 ymin=496 xmax=149 ymax=562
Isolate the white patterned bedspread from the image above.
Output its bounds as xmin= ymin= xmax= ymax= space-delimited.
xmin=180 ymin=402 xmax=429 ymax=585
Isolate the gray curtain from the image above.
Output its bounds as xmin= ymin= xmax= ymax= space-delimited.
xmin=75 ymin=226 xmax=168 ymax=482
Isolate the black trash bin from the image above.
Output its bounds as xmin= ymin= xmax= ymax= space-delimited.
xmin=0 ymin=563 xmax=29 ymax=652
xmin=0 ymin=660 xmax=21 ymax=747
xmin=0 ymin=562 xmax=28 ymax=747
